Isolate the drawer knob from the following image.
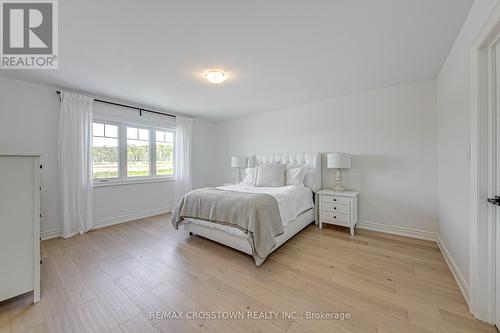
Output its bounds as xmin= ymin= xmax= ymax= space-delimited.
xmin=334 ymin=207 xmax=337 ymax=210
xmin=334 ymin=199 xmax=337 ymax=202
xmin=334 ymin=216 xmax=336 ymax=219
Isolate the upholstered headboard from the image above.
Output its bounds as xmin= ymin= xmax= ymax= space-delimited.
xmin=247 ymin=152 xmax=322 ymax=192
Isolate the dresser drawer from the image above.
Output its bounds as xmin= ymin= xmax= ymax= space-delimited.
xmin=321 ymin=203 xmax=350 ymax=214
xmin=320 ymin=211 xmax=350 ymax=225
xmin=321 ymin=195 xmax=350 ymax=205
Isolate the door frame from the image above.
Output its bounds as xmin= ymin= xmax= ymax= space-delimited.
xmin=470 ymin=2 xmax=500 ymax=324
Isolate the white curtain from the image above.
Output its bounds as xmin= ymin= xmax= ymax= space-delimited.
xmin=58 ymin=91 xmax=94 ymax=238
xmin=174 ymin=116 xmax=194 ymax=206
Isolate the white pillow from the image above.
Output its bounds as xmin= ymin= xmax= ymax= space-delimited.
xmin=255 ymin=164 xmax=286 ymax=187
xmin=303 ymin=167 xmax=316 ymax=189
xmin=286 ymin=164 xmax=315 ymax=189
xmin=286 ymin=167 xmax=306 ymax=186
xmin=241 ymin=168 xmax=256 ymax=186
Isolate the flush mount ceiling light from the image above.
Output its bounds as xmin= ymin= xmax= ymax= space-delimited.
xmin=203 ymin=70 xmax=228 ymax=84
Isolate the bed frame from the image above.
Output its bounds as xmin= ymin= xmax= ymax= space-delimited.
xmin=183 ymin=152 xmax=322 ymax=258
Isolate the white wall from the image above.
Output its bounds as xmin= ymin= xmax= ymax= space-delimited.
xmin=436 ymin=0 xmax=498 ymax=285
xmin=192 ymin=119 xmax=217 ymax=188
xmin=93 ymin=181 xmax=175 ymax=227
xmin=214 ymin=80 xmax=438 ymax=235
xmin=0 ymin=76 xmax=216 ymax=238
xmin=0 ymin=76 xmax=61 ymax=238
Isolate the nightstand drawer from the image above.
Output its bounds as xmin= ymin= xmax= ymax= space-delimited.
xmin=321 ymin=203 xmax=349 ymax=214
xmin=321 ymin=195 xmax=349 ymax=205
xmin=317 ymin=190 xmax=358 ymax=235
xmin=320 ymin=211 xmax=350 ymax=224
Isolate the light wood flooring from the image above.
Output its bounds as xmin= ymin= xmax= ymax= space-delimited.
xmin=0 ymin=214 xmax=496 ymax=333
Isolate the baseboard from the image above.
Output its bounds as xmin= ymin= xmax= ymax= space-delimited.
xmin=93 ymin=206 xmax=172 ymax=230
xmin=358 ymin=220 xmax=438 ymax=241
xmin=40 ymin=206 xmax=172 ymax=240
xmin=437 ymin=235 xmax=470 ymax=307
xmin=41 ymin=228 xmax=62 ymax=240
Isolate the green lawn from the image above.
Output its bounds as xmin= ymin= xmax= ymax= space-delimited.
xmin=93 ymin=163 xmax=118 ymax=179
xmin=93 ymin=161 xmax=173 ymax=179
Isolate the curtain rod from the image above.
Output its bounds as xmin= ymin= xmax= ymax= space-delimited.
xmin=56 ymin=91 xmax=176 ymax=118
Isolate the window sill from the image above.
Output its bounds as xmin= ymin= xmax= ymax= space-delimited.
xmin=93 ymin=177 xmax=175 ymax=187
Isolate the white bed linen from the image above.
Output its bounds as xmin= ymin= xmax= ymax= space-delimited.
xmin=215 ymin=184 xmax=314 ymax=226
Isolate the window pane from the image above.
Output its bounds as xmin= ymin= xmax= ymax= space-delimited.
xmin=139 ymin=128 xmax=149 ymax=141
xmin=93 ymin=135 xmax=119 ymax=179
xmin=156 ymin=131 xmax=164 ymax=142
xmin=105 ymin=124 xmax=118 ymax=138
xmin=127 ymin=127 xmax=137 ymax=140
xmin=156 ymin=131 xmax=173 ymax=176
xmin=165 ymin=131 xmax=174 ymax=143
xmin=93 ymin=123 xmax=104 ymax=137
xmin=127 ymin=127 xmax=150 ymax=177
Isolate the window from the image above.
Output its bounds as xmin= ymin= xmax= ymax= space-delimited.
xmin=92 ymin=123 xmax=119 ymax=179
xmin=127 ymin=126 xmax=150 ymax=177
xmin=156 ymin=130 xmax=174 ymax=176
xmin=92 ymin=121 xmax=175 ymax=183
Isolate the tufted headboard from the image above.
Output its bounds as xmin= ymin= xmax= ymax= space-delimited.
xmin=247 ymin=152 xmax=322 ymax=192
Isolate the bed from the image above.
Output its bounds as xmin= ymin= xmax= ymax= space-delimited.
xmin=173 ymin=152 xmax=321 ymax=265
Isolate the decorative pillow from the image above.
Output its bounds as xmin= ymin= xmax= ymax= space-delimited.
xmin=286 ymin=167 xmax=306 ymax=186
xmin=286 ymin=164 xmax=315 ymax=189
xmin=255 ymin=164 xmax=286 ymax=187
xmin=303 ymin=167 xmax=316 ymax=189
xmin=241 ymin=168 xmax=256 ymax=186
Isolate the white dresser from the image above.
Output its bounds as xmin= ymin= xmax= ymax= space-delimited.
xmin=317 ymin=190 xmax=359 ymax=235
xmin=0 ymin=154 xmax=41 ymax=303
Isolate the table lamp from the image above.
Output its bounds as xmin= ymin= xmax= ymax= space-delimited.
xmin=327 ymin=153 xmax=351 ymax=192
xmin=231 ymin=156 xmax=247 ymax=183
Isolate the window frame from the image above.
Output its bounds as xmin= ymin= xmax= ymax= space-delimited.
xmin=92 ymin=120 xmax=121 ymax=181
xmin=125 ymin=124 xmax=152 ymax=178
xmin=92 ymin=119 xmax=175 ymax=186
xmin=154 ymin=128 xmax=175 ymax=178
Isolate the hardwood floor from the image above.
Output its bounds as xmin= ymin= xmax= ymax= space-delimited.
xmin=0 ymin=214 xmax=496 ymax=333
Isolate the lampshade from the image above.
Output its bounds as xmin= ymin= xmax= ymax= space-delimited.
xmin=327 ymin=153 xmax=351 ymax=169
xmin=231 ymin=156 xmax=247 ymax=168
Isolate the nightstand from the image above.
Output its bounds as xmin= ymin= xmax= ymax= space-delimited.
xmin=316 ymin=190 xmax=359 ymax=235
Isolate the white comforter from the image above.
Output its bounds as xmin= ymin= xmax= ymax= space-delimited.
xmin=216 ymin=184 xmax=314 ymax=226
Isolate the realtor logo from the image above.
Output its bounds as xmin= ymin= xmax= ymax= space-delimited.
xmin=1 ymin=0 xmax=58 ymax=69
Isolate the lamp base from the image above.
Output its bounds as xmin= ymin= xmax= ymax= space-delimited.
xmin=333 ymin=185 xmax=345 ymax=192
xmin=235 ymin=168 xmax=242 ymax=183
xmin=334 ymin=169 xmax=346 ymax=192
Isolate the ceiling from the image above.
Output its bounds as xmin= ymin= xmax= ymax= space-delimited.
xmin=0 ymin=0 xmax=474 ymax=120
